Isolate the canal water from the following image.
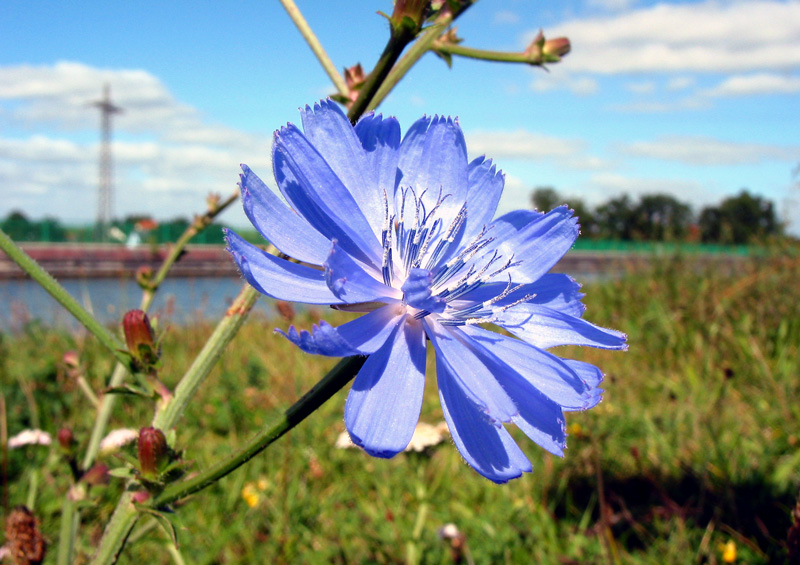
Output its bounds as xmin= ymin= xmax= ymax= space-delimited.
xmin=0 ymin=270 xmax=607 ymax=331
xmin=0 ymin=277 xmax=276 ymax=331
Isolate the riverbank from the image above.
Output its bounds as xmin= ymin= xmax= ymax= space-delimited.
xmin=0 ymin=242 xmax=751 ymax=280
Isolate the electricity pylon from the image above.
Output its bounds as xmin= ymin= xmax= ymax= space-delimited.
xmin=92 ymin=84 xmax=123 ymax=242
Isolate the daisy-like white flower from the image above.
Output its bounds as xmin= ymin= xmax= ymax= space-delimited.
xmin=225 ymin=100 xmax=626 ymax=483
xmin=7 ymin=429 xmax=52 ymax=449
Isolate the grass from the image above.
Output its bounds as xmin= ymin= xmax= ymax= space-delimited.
xmin=2 ymin=250 xmax=799 ymax=564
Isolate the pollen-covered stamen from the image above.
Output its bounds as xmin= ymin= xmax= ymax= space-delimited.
xmin=431 ymin=232 xmax=496 ymax=288
xmin=396 ymin=187 xmax=453 ymax=275
xmin=424 ymin=203 xmax=468 ymax=270
xmin=381 ymin=189 xmax=394 ymax=286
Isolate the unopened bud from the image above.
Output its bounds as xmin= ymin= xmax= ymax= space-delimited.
xmin=137 ymin=427 xmax=168 ymax=480
xmin=62 ymin=350 xmax=80 ymax=370
xmin=525 ymin=30 xmax=571 ymax=64
xmin=123 ymin=310 xmax=159 ymax=369
xmin=58 ymin=428 xmax=75 ymax=451
xmin=391 ymin=0 xmax=430 ymax=33
xmin=82 ymin=463 xmax=110 ymax=486
xmin=543 ymin=37 xmax=570 ymax=60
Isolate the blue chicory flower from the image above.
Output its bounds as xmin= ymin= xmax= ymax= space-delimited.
xmin=225 ymin=100 xmax=626 ymax=483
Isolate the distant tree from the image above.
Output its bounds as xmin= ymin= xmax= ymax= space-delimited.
xmin=699 ymin=190 xmax=781 ymax=244
xmin=595 ymin=195 xmax=635 ymax=240
xmin=2 ymin=210 xmax=35 ymax=241
xmin=632 ymin=193 xmax=693 ymax=241
xmin=531 ymin=187 xmax=560 ymax=211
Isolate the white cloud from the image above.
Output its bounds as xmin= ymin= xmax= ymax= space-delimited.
xmin=625 ymin=80 xmax=656 ymax=94
xmin=667 ymin=76 xmax=695 ymax=90
xmin=0 ymin=62 xmax=271 ymax=223
xmin=702 ymin=73 xmax=800 ymax=96
xmin=530 ymin=72 xmax=598 ymax=95
xmin=466 ymin=129 xmax=585 ymax=160
xmin=620 ymin=135 xmax=800 ymax=166
xmin=494 ymin=10 xmax=520 ymax=25
xmin=544 ymin=1 xmax=800 ymax=74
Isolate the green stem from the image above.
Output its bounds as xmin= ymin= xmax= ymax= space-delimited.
xmin=347 ymin=26 xmax=418 ymax=124
xmin=366 ymin=4 xmax=473 ymax=114
xmin=279 ymin=0 xmax=350 ymax=100
xmin=57 ymin=495 xmax=80 ymax=565
xmin=81 ymin=364 xmax=128 ymax=470
xmin=153 ymin=355 xmax=365 ymax=507
xmin=152 ymin=283 xmax=259 ymax=430
xmin=0 ymin=228 xmax=131 ymax=369
xmin=92 ymin=491 xmax=139 ymax=565
xmin=433 ymin=42 xmax=554 ymax=65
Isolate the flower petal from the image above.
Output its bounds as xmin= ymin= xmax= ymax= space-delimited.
xmin=225 ymin=229 xmax=344 ymax=304
xmin=444 ymin=325 xmax=568 ymax=456
xmin=354 ymin=113 xmax=401 ymax=201
xmin=437 ymin=359 xmax=532 ymax=484
xmin=240 ymin=164 xmax=330 ymax=265
xmin=490 ymin=206 xmax=579 ymax=284
xmin=273 ymin=123 xmax=381 ymax=268
xmin=457 ymin=273 xmax=586 ymax=318
xmin=300 ymin=101 xmax=384 ymax=240
xmin=461 ymin=325 xmax=598 ymax=411
xmin=464 ymin=156 xmax=504 ymax=241
xmin=277 ymin=304 xmax=405 ymax=356
xmin=325 ymin=241 xmax=401 ymax=304
xmin=494 ymin=302 xmax=628 ymax=350
xmin=345 ymin=317 xmax=427 ymax=458
xmin=397 ymin=115 xmax=468 ymax=229
xmin=426 ymin=319 xmax=518 ymax=422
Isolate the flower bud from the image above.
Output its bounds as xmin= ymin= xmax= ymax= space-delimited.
xmin=391 ymin=0 xmax=430 ymax=33
xmin=82 ymin=463 xmax=110 ymax=486
xmin=525 ymin=30 xmax=571 ymax=64
xmin=543 ymin=37 xmax=571 ymax=60
xmin=62 ymin=350 xmax=80 ymax=370
xmin=137 ymin=427 xmax=168 ymax=480
xmin=58 ymin=428 xmax=75 ymax=451
xmin=123 ymin=310 xmax=159 ymax=369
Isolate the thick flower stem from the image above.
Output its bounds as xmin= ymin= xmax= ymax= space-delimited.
xmin=0 ymin=227 xmax=131 ymax=369
xmin=366 ymin=3 xmax=473 ymax=114
xmin=152 ymin=283 xmax=260 ymax=430
xmin=347 ymin=29 xmax=418 ymax=124
xmin=279 ymin=0 xmax=350 ymax=100
xmin=153 ymin=355 xmax=365 ymax=507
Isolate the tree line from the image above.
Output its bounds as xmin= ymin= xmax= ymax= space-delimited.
xmin=531 ymin=188 xmax=782 ymax=244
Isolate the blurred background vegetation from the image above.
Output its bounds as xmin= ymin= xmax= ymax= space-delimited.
xmin=3 ymin=248 xmax=799 ymax=563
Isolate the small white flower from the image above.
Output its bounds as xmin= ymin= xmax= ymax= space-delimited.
xmin=99 ymin=428 xmax=138 ymax=453
xmin=7 ymin=429 xmax=52 ymax=448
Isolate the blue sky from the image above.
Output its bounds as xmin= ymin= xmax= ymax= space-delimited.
xmin=2 ymin=0 xmax=799 ymax=234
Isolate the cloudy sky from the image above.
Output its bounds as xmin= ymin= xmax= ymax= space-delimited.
xmin=2 ymin=0 xmax=799 ymax=234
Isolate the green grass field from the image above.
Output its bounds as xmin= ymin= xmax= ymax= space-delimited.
xmin=3 ymin=250 xmax=799 ymax=564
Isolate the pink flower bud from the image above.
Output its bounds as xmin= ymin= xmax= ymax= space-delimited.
xmin=543 ymin=37 xmax=571 ymax=60
xmin=137 ymin=427 xmax=168 ymax=479
xmin=122 ymin=310 xmax=159 ymax=368
xmin=58 ymin=428 xmax=75 ymax=451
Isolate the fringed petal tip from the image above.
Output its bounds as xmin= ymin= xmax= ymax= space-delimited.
xmin=275 ymin=322 xmax=360 ymax=357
